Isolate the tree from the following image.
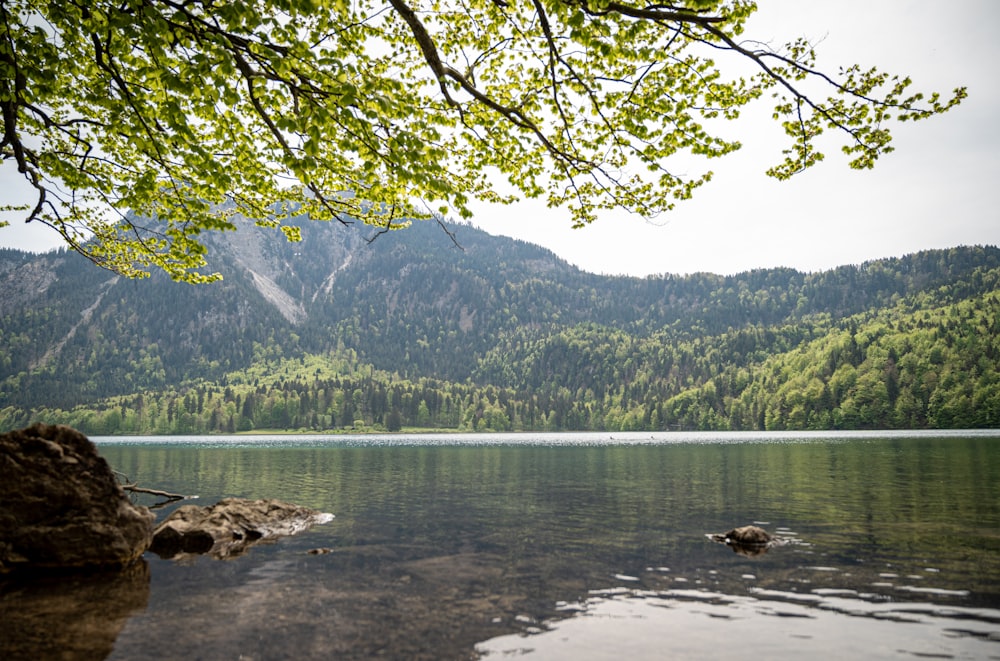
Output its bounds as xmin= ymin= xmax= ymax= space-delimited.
xmin=1 ymin=0 xmax=965 ymax=282
xmin=385 ymin=408 xmax=403 ymax=432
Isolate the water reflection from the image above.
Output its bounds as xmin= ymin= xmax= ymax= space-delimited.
xmin=82 ymin=434 xmax=1000 ymax=659
xmin=0 ymin=561 xmax=150 ymax=661
xmin=477 ymin=588 xmax=1000 ymax=660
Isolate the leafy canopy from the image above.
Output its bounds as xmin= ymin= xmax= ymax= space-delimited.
xmin=0 ymin=0 xmax=965 ymax=282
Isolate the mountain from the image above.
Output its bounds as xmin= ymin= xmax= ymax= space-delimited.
xmin=1 ymin=216 xmax=998 ymax=433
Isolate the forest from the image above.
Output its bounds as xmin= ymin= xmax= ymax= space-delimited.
xmin=1 ymin=221 xmax=996 ymax=435
xmin=5 ymin=289 xmax=998 ymax=435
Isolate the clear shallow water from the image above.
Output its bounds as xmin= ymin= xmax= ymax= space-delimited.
xmin=13 ymin=432 xmax=1000 ymax=660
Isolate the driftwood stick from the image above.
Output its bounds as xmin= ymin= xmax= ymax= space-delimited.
xmin=121 ymin=484 xmax=187 ymax=501
xmin=113 ymin=470 xmax=193 ymax=507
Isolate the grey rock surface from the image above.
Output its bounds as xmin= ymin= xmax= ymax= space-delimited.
xmin=151 ymin=497 xmax=334 ymax=559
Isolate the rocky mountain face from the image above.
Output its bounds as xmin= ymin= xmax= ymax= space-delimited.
xmin=1 ymin=215 xmax=997 ymax=413
xmin=0 ymin=216 xmax=578 ymax=407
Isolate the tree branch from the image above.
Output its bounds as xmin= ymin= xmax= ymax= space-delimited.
xmin=388 ymin=0 xmax=589 ymax=173
xmin=114 ymin=470 xmax=194 ymax=508
xmin=574 ymin=0 xmax=727 ymax=24
xmin=122 ymin=483 xmax=189 ymax=501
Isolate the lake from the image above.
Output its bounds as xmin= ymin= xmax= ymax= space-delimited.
xmin=6 ymin=431 xmax=1000 ymax=660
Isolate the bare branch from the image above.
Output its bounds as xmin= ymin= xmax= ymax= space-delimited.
xmin=113 ymin=470 xmax=194 ymax=508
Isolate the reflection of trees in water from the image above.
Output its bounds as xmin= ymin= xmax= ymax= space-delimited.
xmin=0 ymin=560 xmax=150 ymax=661
xmin=85 ymin=437 xmax=1000 ymax=659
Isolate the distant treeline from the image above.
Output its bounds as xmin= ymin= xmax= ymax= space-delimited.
xmin=5 ymin=287 xmax=997 ymax=434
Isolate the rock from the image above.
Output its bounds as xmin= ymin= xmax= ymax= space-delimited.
xmin=0 ymin=424 xmax=154 ymax=571
xmin=708 ymin=525 xmax=780 ymax=557
xmin=722 ymin=525 xmax=772 ymax=545
xmin=150 ymin=497 xmax=334 ymax=559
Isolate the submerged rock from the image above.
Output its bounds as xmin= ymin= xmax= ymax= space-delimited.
xmin=150 ymin=497 xmax=334 ymax=559
xmin=0 ymin=423 xmax=154 ymax=571
xmin=718 ymin=525 xmax=772 ymax=545
xmin=708 ymin=525 xmax=783 ymax=556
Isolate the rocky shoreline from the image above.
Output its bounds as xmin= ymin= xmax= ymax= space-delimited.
xmin=1 ymin=423 xmax=334 ymax=571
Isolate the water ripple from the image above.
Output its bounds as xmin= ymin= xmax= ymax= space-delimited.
xmin=478 ymin=588 xmax=1000 ymax=660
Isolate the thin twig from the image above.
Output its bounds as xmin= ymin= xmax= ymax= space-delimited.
xmin=121 ymin=484 xmax=188 ymax=501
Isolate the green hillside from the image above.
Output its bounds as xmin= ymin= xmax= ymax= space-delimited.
xmin=0 ymin=219 xmax=997 ymax=433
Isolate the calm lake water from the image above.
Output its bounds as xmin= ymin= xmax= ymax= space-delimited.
xmin=8 ymin=431 xmax=1000 ymax=660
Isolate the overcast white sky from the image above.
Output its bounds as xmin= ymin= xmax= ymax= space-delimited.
xmin=2 ymin=1 xmax=997 ymax=277
xmin=470 ymin=0 xmax=1000 ymax=276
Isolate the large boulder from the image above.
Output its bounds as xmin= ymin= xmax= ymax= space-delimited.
xmin=150 ymin=497 xmax=334 ymax=559
xmin=0 ymin=423 xmax=154 ymax=571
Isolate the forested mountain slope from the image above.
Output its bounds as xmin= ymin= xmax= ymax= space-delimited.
xmin=0 ymin=216 xmax=997 ymax=432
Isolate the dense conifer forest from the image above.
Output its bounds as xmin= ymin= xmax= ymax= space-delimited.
xmin=1 ymin=219 xmax=997 ymax=434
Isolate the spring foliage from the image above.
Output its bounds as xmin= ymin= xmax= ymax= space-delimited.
xmin=2 ymin=242 xmax=998 ymax=433
xmin=8 ymin=289 xmax=1000 ymax=434
xmin=1 ymin=0 xmax=965 ymax=281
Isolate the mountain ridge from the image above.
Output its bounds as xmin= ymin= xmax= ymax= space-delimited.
xmin=0 ymin=220 xmax=997 ymax=431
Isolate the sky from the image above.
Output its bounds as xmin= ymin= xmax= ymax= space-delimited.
xmin=2 ymin=1 xmax=997 ymax=277
xmin=470 ymin=0 xmax=1000 ymax=276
